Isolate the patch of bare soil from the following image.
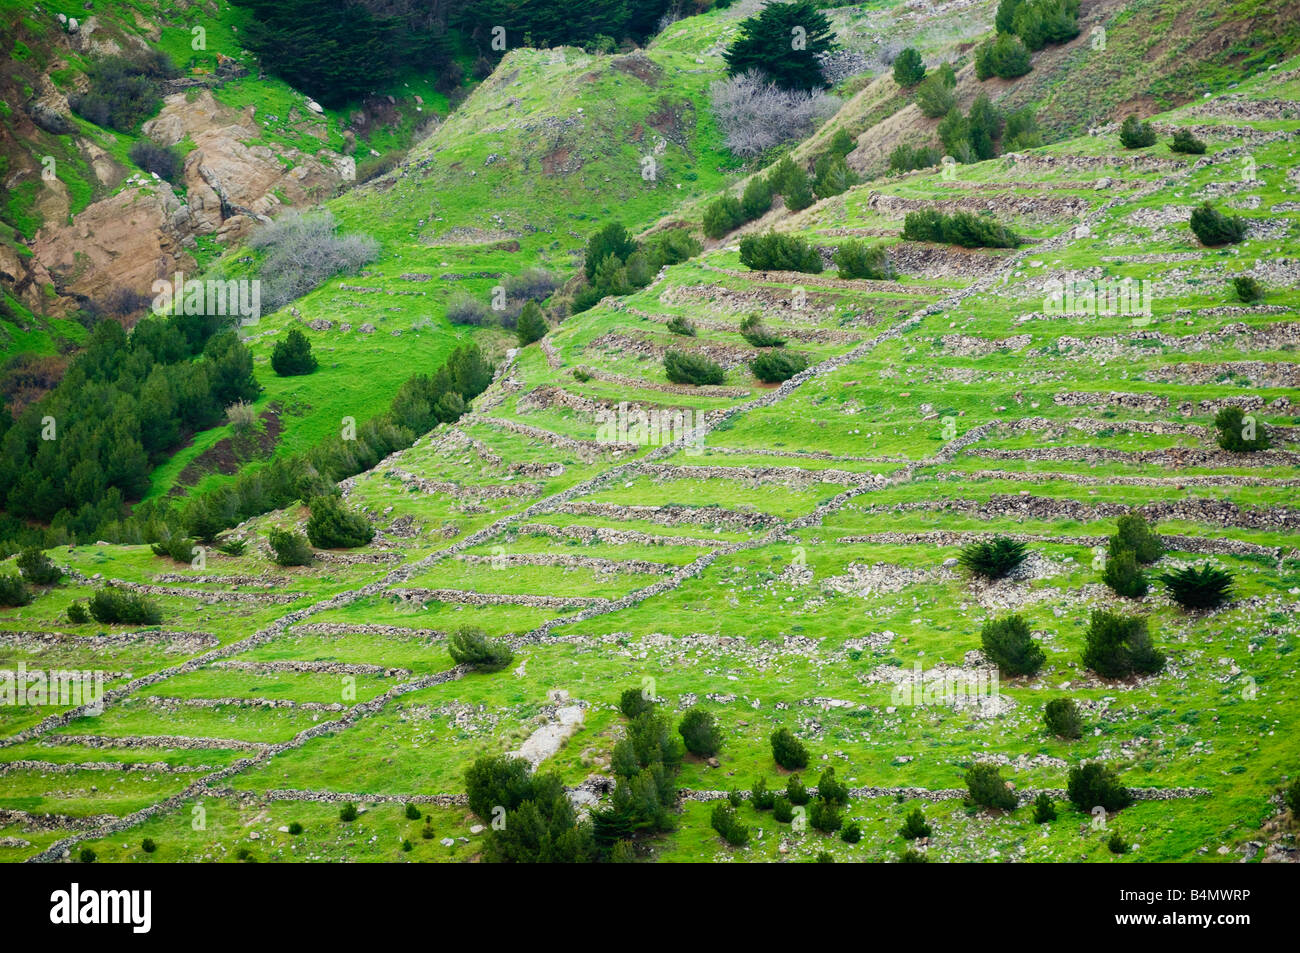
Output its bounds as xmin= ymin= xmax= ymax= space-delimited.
xmin=171 ymin=403 xmax=285 ymax=494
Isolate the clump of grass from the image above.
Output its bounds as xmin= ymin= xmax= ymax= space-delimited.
xmin=958 ymin=537 xmax=1028 ymax=580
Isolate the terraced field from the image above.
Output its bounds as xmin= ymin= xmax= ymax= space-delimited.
xmin=2 ymin=3 xmax=1299 ymax=868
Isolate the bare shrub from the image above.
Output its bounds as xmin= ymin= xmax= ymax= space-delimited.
xmin=445 ymin=294 xmax=493 ymax=327
xmin=503 ymin=267 xmax=558 ymax=303
xmin=247 ymin=211 xmax=379 ymax=313
xmin=225 ymin=400 xmax=257 ymax=433
xmin=709 ymin=70 xmax=838 ymax=158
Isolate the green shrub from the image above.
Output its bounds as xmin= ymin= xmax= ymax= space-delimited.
xmin=17 ymin=547 xmax=62 ymax=585
xmin=1107 ymin=831 xmax=1129 ymax=854
xmin=66 ymin=602 xmax=90 ymax=624
xmin=1190 ymin=202 xmax=1247 ymax=246
xmin=1170 ymin=128 xmax=1207 ymax=154
xmin=1044 ymin=697 xmax=1083 ymax=739
xmin=1158 ymin=564 xmax=1234 ymax=610
xmin=465 ymin=754 xmax=535 ymax=821
xmin=767 ymin=156 xmax=814 ymax=212
xmin=516 ymin=301 xmax=548 ymax=346
xmin=1214 ymin=405 xmax=1270 ymax=452
xmin=840 ymin=821 xmax=862 ymax=843
xmin=270 ymin=328 xmax=318 ymax=376
xmin=888 ymin=142 xmax=942 ymax=173
xmin=79 ymin=848 xmax=96 ymax=864
xmin=678 ymin=707 xmax=722 ymax=757
xmin=965 ymin=762 xmax=1017 ymax=810
xmin=751 ymin=350 xmax=809 ymax=383
xmin=809 ymin=797 xmax=843 ymax=833
xmin=1109 ymin=513 xmax=1164 ymax=564
xmin=817 ymin=767 xmax=849 ymax=806
xmin=703 ymin=196 xmax=745 ymax=239
xmin=834 ymin=240 xmax=891 ymax=279
xmin=974 ymin=33 xmax=1032 ymax=80
xmin=771 ymin=727 xmax=809 ymax=770
xmin=1032 ymin=793 xmax=1057 ymax=823
xmin=619 ymin=686 xmax=656 ymax=719
xmin=0 ymin=573 xmax=32 ymax=608
xmin=339 ymin=802 xmax=358 ymax=822
xmin=812 ymin=154 xmax=858 ymax=199
xmin=902 ymin=209 xmax=1019 ymax=248
xmin=1102 ymin=549 xmax=1149 ymax=598
xmin=1118 ymin=115 xmax=1157 ymax=149
xmin=786 ymin=774 xmax=810 ymax=806
xmin=1082 ymin=609 xmax=1165 ymax=677
xmin=665 ymin=315 xmax=696 ymax=336
xmin=829 ymin=128 xmax=856 ymax=158
xmin=664 ymin=350 xmax=725 ymax=386
xmin=915 ymin=65 xmax=956 ymax=117
xmin=88 ymin=586 xmax=161 ymax=624
xmin=898 ymin=846 xmax=929 ymax=863
xmin=305 ymin=494 xmax=375 ymax=549
xmin=268 ymin=527 xmax=313 ymax=567
xmin=609 ymin=840 xmax=637 ymax=862
xmin=1067 ymin=761 xmax=1132 ymax=813
xmin=751 ymin=777 xmax=775 ymax=810
xmin=893 ymin=47 xmax=926 ymax=86
xmin=772 ymin=796 xmax=794 ymax=822
xmin=980 ymin=614 xmax=1045 ymax=675
xmin=405 ymin=802 xmax=422 ymax=821
xmin=150 ymin=534 xmax=195 ymax=563
xmin=447 ymin=626 xmax=514 ymax=673
xmin=739 ymin=313 xmax=786 ymax=347
xmin=958 ymin=537 xmax=1028 ymax=579
xmin=711 ymin=802 xmax=749 ymax=846
xmin=1232 ymin=275 xmax=1262 ymax=302
xmin=141 ymin=838 xmax=157 ymax=853
xmin=1003 ymin=106 xmax=1042 ymax=150
xmin=584 ymin=223 xmax=636 ymax=281
xmin=738 ymin=231 xmax=823 ymax=273
xmin=899 ymin=806 xmax=931 ymax=839
xmin=288 ymin=822 xmax=303 ymax=835
xmin=68 ymin=53 xmax=174 ymax=132
xmin=743 ymin=174 xmax=769 ymax=219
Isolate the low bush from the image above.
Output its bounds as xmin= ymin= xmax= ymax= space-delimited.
xmin=447 ymin=626 xmax=514 ymax=673
xmin=665 ymin=316 xmax=696 ymax=336
xmin=771 ymin=727 xmax=809 ymax=770
xmin=88 ymin=586 xmax=161 ymax=624
xmin=248 ymin=211 xmax=379 ymax=314
xmin=738 ymin=231 xmax=823 ymax=273
xmin=741 ymin=176 xmax=773 ymax=220
xmin=710 ymin=802 xmax=750 ymax=846
xmin=840 ymin=821 xmax=862 ymax=843
xmin=974 ymin=33 xmax=1032 ymax=80
xmin=516 ymin=301 xmax=548 ymax=346
xmin=1044 ymin=697 xmax=1083 ymax=739
xmin=834 ymin=240 xmax=892 ymax=279
xmin=1118 ymin=115 xmax=1157 ymax=148
xmin=619 ymin=686 xmax=656 ymax=719
xmin=17 ymin=547 xmax=62 ymax=585
xmin=141 ymin=838 xmax=157 ymax=853
xmin=739 ymin=313 xmax=785 ymax=348
xmin=1232 ymin=275 xmax=1262 ymax=302
xmin=1033 ymin=793 xmax=1057 ymax=824
xmin=446 ymin=294 xmax=493 ymax=327
xmin=1067 ymin=761 xmax=1132 ymax=813
xmin=339 ymin=802 xmax=358 ymax=822
xmin=1214 ymin=405 xmax=1270 ymax=452
xmin=664 ymin=350 xmax=725 ymax=386
xmin=305 ymin=494 xmax=374 ymax=549
xmin=66 ymin=602 xmax=90 ymax=624
xmin=1102 ymin=548 xmax=1149 ymax=598
xmin=1109 ymin=513 xmax=1163 ymax=564
xmin=751 ymin=777 xmax=775 ymax=810
xmin=914 ymin=63 xmax=956 ymax=117
xmin=965 ymin=762 xmax=1017 ymax=810
xmin=1159 ymin=564 xmax=1234 ymax=610
xmin=902 ymin=209 xmax=1019 ymax=248
xmin=809 ymin=797 xmax=843 ymax=833
xmin=980 ymin=613 xmax=1045 ymax=675
xmin=1170 ymin=128 xmax=1206 ymax=154
xmin=1189 ymin=202 xmax=1247 ymax=246
xmin=0 ymin=574 xmax=33 ymax=608
xmin=893 ymin=47 xmax=926 ymax=86
xmin=703 ymin=196 xmax=745 ymax=239
xmin=268 ymin=527 xmax=313 ymax=567
xmin=128 ymin=140 xmax=184 ymax=182
xmin=270 ymin=328 xmax=318 ymax=376
xmin=899 ymin=806 xmax=931 ymax=839
xmin=405 ymin=803 xmax=422 ymax=821
xmin=750 ymin=350 xmax=808 ymax=383
xmin=772 ymin=796 xmax=794 ymax=822
xmin=888 ymin=143 xmax=942 ymax=173
xmin=958 ymin=537 xmax=1028 ymax=579
xmin=151 ymin=534 xmax=195 ymax=563
xmin=1081 ymin=610 xmax=1165 ymax=677
xmin=678 ymin=707 xmax=722 ymax=757
xmin=786 ymin=774 xmax=810 ymax=806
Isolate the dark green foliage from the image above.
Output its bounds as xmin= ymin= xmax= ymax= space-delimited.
xmin=974 ymin=33 xmax=1032 ymax=80
xmin=664 ymin=350 xmax=725 ymax=386
xmin=786 ymin=774 xmax=810 ymax=806
xmin=1107 ymin=831 xmax=1129 ymax=854
xmin=1067 ymin=761 xmax=1133 ymax=813
xmin=0 ymin=573 xmax=32 ymax=608
xmin=1158 ymin=564 xmax=1235 ymax=610
xmin=16 ymin=548 xmax=61 ymax=585
xmin=898 ymin=847 xmax=929 ymax=863
xmin=958 ymin=537 xmax=1029 ymax=579
xmin=465 ymin=754 xmax=535 ymax=821
xmin=1109 ymin=513 xmax=1164 ymax=564
xmin=965 ymin=762 xmax=1017 ymax=810
xmin=915 ymin=65 xmax=957 ymax=117
xmin=741 ymin=176 xmax=774 ymax=220
xmin=1102 ymin=548 xmax=1149 ymax=598
xmin=771 ymin=727 xmax=809 ymax=770
xmin=288 ymin=822 xmax=303 ymax=835
xmin=68 ymin=53 xmax=174 ymax=131
xmin=703 ymin=197 xmax=745 ymax=239
xmin=1190 ymin=202 xmax=1248 ymax=245
xmin=772 ymin=796 xmax=794 ymax=822
xmin=447 ymin=626 xmax=514 ymax=673
xmin=678 ymin=707 xmax=722 ymax=757
xmin=88 ymin=586 xmax=161 ymax=625
xmin=1118 ymin=115 xmax=1157 ymax=149
xmin=888 ymin=143 xmax=942 ymax=173
xmin=665 ymin=316 xmax=696 ymax=336
xmin=1044 ymin=697 xmax=1083 ymax=740
xmin=750 ymin=350 xmax=809 ymax=383
xmin=1011 ymin=0 xmax=1081 ymax=49
xmin=270 ymin=328 xmax=318 ymax=376
xmin=1214 ymin=406 xmax=1270 ymax=452
xmin=151 ymin=534 xmax=195 ymax=564
xmin=268 ymin=527 xmax=313 ymax=567
xmin=339 ymin=802 xmax=358 ymax=822
xmin=980 ymin=614 xmax=1045 ymax=676
xmin=828 ymin=128 xmax=856 ymax=158
xmin=66 ymin=602 xmax=90 ymax=624
xmin=738 ymin=231 xmax=823 ymax=273
xmin=79 ymin=848 xmax=96 ymax=864
xmin=1082 ymin=610 xmax=1165 ymax=677
xmin=834 ymin=240 xmax=891 ymax=279
xmin=609 ymin=840 xmax=637 ymax=863
xmin=584 ymin=223 xmax=637 ymax=281
xmin=739 ymin=314 xmax=786 ymax=348
xmin=305 ymin=495 xmax=374 ymax=549
xmin=817 ymin=767 xmax=849 ymax=806
xmin=516 ymin=301 xmax=548 ymax=346
xmin=899 ymin=806 xmax=931 ymax=839
xmin=141 ymin=838 xmax=157 ymax=853
xmin=710 ymin=802 xmax=750 ymax=846
xmin=1032 ymin=793 xmax=1057 ymax=823
xmin=724 ymin=1 xmax=836 ymax=91
xmin=404 ymin=802 xmax=421 ymax=821
xmin=230 ymin=0 xmax=453 ymax=108
xmin=128 ymin=140 xmax=184 ymax=182
xmin=727 ymin=788 xmax=744 ymax=808
xmin=619 ymin=686 xmax=656 ymax=719
xmin=840 ymin=821 xmax=862 ymax=843
xmin=1232 ymin=275 xmax=1263 ymax=302
xmin=812 ymin=154 xmax=858 ymax=199
xmin=485 ymin=768 xmax=597 ymax=863
xmin=902 ymin=209 xmax=1019 ymax=248
xmin=809 ymin=797 xmax=843 ymax=833
xmin=893 ymin=47 xmax=926 ymax=86
xmin=766 ymin=156 xmax=814 ymax=212
xmin=575 ymin=224 xmax=699 ymax=313
xmin=596 ymin=708 xmax=683 ymax=843
xmin=1170 ymin=128 xmax=1207 ymax=154
xmin=215 ymin=538 xmax=246 ymax=556
xmin=751 ymin=776 xmax=775 ymax=810
xmin=1003 ymin=106 xmax=1042 ymax=150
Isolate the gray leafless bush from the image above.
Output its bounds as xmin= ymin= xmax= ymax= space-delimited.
xmin=248 ymin=211 xmax=379 ymax=313
xmin=709 ymin=70 xmax=839 ymax=158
